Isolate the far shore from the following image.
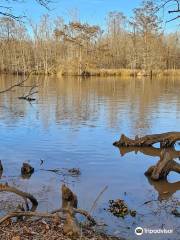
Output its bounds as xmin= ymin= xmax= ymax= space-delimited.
xmin=1 ymin=68 xmax=180 ymax=78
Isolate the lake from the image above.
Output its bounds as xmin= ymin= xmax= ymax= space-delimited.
xmin=0 ymin=75 xmax=179 ymax=240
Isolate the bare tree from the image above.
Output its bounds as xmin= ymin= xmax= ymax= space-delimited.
xmin=131 ymin=1 xmax=163 ymax=71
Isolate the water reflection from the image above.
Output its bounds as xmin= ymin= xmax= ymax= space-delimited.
xmin=117 ymin=146 xmax=180 ymax=200
xmin=0 ymin=74 xmax=180 ymax=239
xmin=147 ymin=177 xmax=180 ymax=201
xmin=0 ymin=75 xmax=180 ymax=132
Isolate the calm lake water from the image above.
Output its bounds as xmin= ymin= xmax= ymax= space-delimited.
xmin=0 ymin=75 xmax=179 ymax=240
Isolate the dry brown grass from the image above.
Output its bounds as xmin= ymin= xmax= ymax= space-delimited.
xmin=160 ymin=69 xmax=180 ymax=76
xmin=57 ymin=68 xmax=140 ymax=77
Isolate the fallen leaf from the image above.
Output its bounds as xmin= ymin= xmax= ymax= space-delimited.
xmin=12 ymin=236 xmax=21 ymax=240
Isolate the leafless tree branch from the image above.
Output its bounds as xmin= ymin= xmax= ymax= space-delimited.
xmin=0 ymin=71 xmax=34 ymax=94
xmin=158 ymin=0 xmax=180 ymax=22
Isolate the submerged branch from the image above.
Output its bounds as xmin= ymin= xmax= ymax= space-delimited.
xmin=90 ymin=185 xmax=108 ymax=214
xmin=0 ymin=183 xmax=38 ymax=211
xmin=18 ymin=84 xmax=38 ymax=101
xmin=0 ymin=71 xmax=34 ymax=94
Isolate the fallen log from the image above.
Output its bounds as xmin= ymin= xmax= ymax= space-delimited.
xmin=113 ymin=132 xmax=180 ymax=148
xmin=145 ymin=150 xmax=180 ymax=180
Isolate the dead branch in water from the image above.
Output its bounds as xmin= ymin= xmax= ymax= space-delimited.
xmin=18 ymin=85 xmax=38 ymax=101
xmin=0 ymin=183 xmax=38 ymax=211
xmin=0 ymin=71 xmax=34 ymax=94
xmin=90 ymin=185 xmax=108 ymax=214
xmin=113 ymin=132 xmax=180 ymax=148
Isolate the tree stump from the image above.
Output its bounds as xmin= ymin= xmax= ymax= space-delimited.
xmin=61 ymin=184 xmax=80 ymax=238
xmin=21 ymin=162 xmax=34 ymax=179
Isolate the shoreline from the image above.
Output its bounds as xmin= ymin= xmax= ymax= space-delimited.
xmin=0 ymin=219 xmax=122 ymax=240
xmin=1 ymin=69 xmax=180 ymax=78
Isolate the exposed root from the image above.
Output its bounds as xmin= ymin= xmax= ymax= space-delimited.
xmin=0 ymin=183 xmax=38 ymax=211
xmin=0 ymin=184 xmax=97 ymax=239
xmin=145 ymin=150 xmax=180 ymax=180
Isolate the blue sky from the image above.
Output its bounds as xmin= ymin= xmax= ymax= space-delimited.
xmin=5 ymin=0 xmax=180 ymax=31
xmin=10 ymin=0 xmax=142 ymax=25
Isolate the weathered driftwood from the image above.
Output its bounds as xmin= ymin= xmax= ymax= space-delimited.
xmin=0 ymin=183 xmax=38 ymax=211
xmin=116 ymin=146 xmax=180 ymax=183
xmin=145 ymin=150 xmax=180 ymax=180
xmin=113 ymin=132 xmax=180 ymax=148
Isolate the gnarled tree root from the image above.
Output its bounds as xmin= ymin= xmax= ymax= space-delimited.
xmin=145 ymin=150 xmax=180 ymax=180
xmin=113 ymin=132 xmax=180 ymax=148
xmin=0 ymin=183 xmax=38 ymax=211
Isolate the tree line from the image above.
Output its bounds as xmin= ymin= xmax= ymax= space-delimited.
xmin=0 ymin=0 xmax=179 ymax=75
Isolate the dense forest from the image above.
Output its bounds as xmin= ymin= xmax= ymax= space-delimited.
xmin=0 ymin=0 xmax=180 ymax=76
